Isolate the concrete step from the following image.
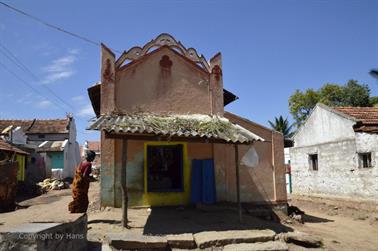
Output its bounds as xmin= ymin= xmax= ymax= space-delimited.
xmin=105 ymin=233 xmax=168 ymax=250
xmin=223 ymin=241 xmax=288 ymax=251
xmin=193 ymin=229 xmax=276 ymax=249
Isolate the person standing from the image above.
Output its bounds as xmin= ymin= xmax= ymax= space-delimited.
xmin=68 ymin=151 xmax=96 ymax=213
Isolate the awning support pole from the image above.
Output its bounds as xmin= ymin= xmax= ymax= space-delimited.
xmin=235 ymin=144 xmax=242 ymax=223
xmin=121 ymin=139 xmax=129 ymax=228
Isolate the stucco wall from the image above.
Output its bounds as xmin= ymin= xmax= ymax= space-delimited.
xmin=108 ymin=140 xmax=213 ymax=207
xmin=214 ymin=112 xmax=287 ymax=205
xmin=290 ymin=138 xmax=378 ymax=200
xmin=115 ymin=47 xmax=211 ymax=114
xmin=294 ymin=105 xmax=356 ymax=147
xmin=291 ymin=105 xmax=378 ymax=200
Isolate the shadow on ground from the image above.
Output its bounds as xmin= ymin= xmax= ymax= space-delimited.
xmin=141 ymin=206 xmax=293 ymax=235
xmin=303 ymin=214 xmax=334 ymax=223
xmin=88 ymin=219 xmax=121 ymax=225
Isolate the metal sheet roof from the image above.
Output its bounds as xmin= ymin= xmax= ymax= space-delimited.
xmin=87 ymin=114 xmax=263 ymax=144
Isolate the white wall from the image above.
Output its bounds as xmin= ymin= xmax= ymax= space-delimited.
xmin=291 ymin=105 xmax=378 ymax=200
xmin=294 ymin=105 xmax=356 ymax=147
xmin=62 ymin=117 xmax=81 ymax=178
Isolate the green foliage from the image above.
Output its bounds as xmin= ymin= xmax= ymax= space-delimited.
xmin=342 ymin=80 xmax=370 ymax=107
xmin=369 ymin=96 xmax=378 ymax=107
xmin=289 ymin=80 xmax=371 ymax=126
xmin=268 ymin=116 xmax=294 ymax=139
xmin=289 ymin=89 xmax=319 ymax=127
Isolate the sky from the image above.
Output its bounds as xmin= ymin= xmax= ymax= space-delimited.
xmin=0 ymin=0 xmax=377 ymax=144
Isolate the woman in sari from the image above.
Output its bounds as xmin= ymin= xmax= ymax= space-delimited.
xmin=68 ymin=151 xmax=96 ymax=213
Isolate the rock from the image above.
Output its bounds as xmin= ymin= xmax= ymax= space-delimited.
xmin=167 ymin=233 xmax=196 ymax=249
xmin=193 ymin=229 xmax=276 ymax=249
xmin=105 ymin=233 xmax=167 ymax=250
xmin=223 ymin=241 xmax=288 ymax=251
xmin=275 ymin=232 xmax=322 ymax=248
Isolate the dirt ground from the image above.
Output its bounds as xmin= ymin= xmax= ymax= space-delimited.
xmin=1 ymin=181 xmax=377 ymax=251
xmin=287 ymin=194 xmax=378 ymax=251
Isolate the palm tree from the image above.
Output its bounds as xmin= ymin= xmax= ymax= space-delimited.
xmin=268 ymin=116 xmax=295 ymax=139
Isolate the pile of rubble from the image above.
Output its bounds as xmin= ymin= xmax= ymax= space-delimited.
xmin=37 ymin=178 xmax=69 ymax=193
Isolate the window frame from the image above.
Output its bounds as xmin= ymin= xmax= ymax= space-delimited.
xmin=308 ymin=153 xmax=318 ymax=171
xmin=146 ymin=144 xmax=184 ymax=193
xmin=358 ymin=152 xmax=373 ymax=169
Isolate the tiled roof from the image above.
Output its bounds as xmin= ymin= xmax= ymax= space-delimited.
xmin=87 ymin=141 xmax=100 ymax=152
xmin=334 ymin=107 xmax=378 ymax=133
xmin=0 ymin=139 xmax=29 ymax=155
xmin=87 ymin=113 xmax=263 ymax=144
xmin=0 ymin=119 xmax=69 ymax=134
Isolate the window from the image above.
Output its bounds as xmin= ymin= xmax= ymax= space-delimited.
xmin=38 ymin=134 xmax=45 ymax=139
xmin=309 ymin=154 xmax=318 ymax=171
xmin=146 ymin=144 xmax=183 ymax=192
xmin=358 ymin=152 xmax=372 ymax=168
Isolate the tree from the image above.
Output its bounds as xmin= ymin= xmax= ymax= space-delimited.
xmin=342 ymin=80 xmax=370 ymax=107
xmin=288 ymin=89 xmax=319 ymax=127
xmin=289 ymin=80 xmax=371 ymax=126
xmin=268 ymin=116 xmax=295 ymax=139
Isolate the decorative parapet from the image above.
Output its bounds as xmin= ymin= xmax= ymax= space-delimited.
xmin=115 ymin=33 xmax=211 ymax=72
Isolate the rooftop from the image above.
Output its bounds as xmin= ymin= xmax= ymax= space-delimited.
xmin=0 ymin=139 xmax=29 ymax=155
xmin=88 ymin=113 xmax=263 ymax=144
xmin=0 ymin=118 xmax=70 ymax=135
xmin=334 ymin=106 xmax=378 ymax=133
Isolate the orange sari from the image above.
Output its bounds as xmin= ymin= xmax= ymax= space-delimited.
xmin=68 ymin=164 xmax=90 ymax=213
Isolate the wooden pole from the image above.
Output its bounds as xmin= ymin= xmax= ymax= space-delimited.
xmin=121 ymin=139 xmax=128 ymax=228
xmin=234 ymin=144 xmax=242 ymax=223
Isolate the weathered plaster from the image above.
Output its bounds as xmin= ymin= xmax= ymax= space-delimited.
xmin=115 ymin=47 xmax=211 ymax=115
xmin=291 ymin=105 xmax=378 ymax=200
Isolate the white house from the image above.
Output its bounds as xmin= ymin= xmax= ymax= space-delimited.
xmin=290 ymin=103 xmax=378 ymax=201
xmin=0 ymin=114 xmax=81 ymax=180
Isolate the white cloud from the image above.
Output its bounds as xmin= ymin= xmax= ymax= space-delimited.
xmin=71 ymin=95 xmax=85 ymax=103
xmin=76 ymin=103 xmax=95 ymax=118
xmin=41 ymin=49 xmax=78 ymax=84
xmin=36 ymin=100 xmax=53 ymax=109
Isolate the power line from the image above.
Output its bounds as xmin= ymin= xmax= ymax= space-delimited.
xmin=0 ymin=44 xmax=94 ymax=124
xmin=0 ymin=1 xmax=121 ymax=53
xmin=0 ymin=60 xmax=69 ymax=112
xmin=0 ymin=41 xmax=76 ymax=110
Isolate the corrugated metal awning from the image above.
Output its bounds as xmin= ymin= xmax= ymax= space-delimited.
xmin=87 ymin=114 xmax=263 ymax=144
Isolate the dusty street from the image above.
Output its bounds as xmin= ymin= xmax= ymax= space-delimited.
xmin=1 ymin=181 xmax=377 ymax=250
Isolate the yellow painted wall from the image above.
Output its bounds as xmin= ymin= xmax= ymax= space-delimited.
xmin=16 ymin=154 xmax=25 ymax=181
xmin=142 ymin=142 xmax=190 ymax=206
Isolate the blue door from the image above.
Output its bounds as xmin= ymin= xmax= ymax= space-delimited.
xmin=190 ymin=159 xmax=216 ymax=204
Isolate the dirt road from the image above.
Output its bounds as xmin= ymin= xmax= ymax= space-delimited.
xmin=289 ymin=195 xmax=378 ymax=251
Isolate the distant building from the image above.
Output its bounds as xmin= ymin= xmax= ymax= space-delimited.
xmin=0 ymin=114 xmax=80 ymax=180
xmin=290 ymin=103 xmax=378 ymax=200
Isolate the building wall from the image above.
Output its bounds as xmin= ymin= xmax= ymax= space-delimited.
xmin=99 ymin=122 xmax=287 ymax=207
xmin=115 ymin=47 xmax=211 ymax=115
xmin=104 ymin=140 xmax=213 ymax=208
xmin=290 ymin=137 xmax=378 ymax=200
xmin=27 ymin=133 xmax=69 ymax=142
xmin=214 ymin=112 xmax=287 ymax=205
xmin=294 ymin=104 xmax=356 ymax=147
xmin=291 ymin=105 xmax=378 ymax=200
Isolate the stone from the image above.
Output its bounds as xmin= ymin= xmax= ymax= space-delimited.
xmin=167 ymin=233 xmax=196 ymax=249
xmin=106 ymin=233 xmax=167 ymax=250
xmin=193 ymin=229 xmax=276 ymax=249
xmin=223 ymin=241 xmax=288 ymax=251
xmin=275 ymin=232 xmax=322 ymax=248
xmin=0 ymin=214 xmax=87 ymax=251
